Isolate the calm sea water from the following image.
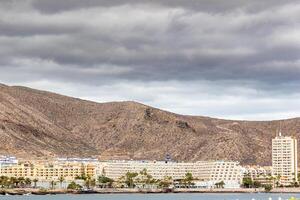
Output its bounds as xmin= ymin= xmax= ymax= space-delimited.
xmin=0 ymin=193 xmax=299 ymax=200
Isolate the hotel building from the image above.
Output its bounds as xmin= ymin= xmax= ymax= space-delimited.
xmin=272 ymin=132 xmax=298 ymax=186
xmin=100 ymin=160 xmax=196 ymax=180
xmin=99 ymin=160 xmax=243 ymax=186
xmin=0 ymin=156 xmax=243 ymax=188
xmin=0 ymin=161 xmax=97 ymax=181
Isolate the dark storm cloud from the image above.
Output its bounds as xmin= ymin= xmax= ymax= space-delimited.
xmin=1 ymin=0 xmax=300 ymax=85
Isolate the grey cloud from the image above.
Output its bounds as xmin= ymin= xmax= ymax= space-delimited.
xmin=1 ymin=0 xmax=300 ymax=119
xmin=0 ymin=21 xmax=80 ymax=37
xmin=1 ymin=1 xmax=300 ymax=84
xmin=30 ymin=0 xmax=296 ymax=14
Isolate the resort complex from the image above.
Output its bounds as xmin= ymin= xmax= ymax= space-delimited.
xmin=0 ymin=133 xmax=298 ymax=191
xmin=0 ymin=158 xmax=242 ymax=189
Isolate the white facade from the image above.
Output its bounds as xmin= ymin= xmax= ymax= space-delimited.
xmin=272 ymin=133 xmax=298 ymax=186
xmin=192 ymin=180 xmax=240 ymax=189
xmin=57 ymin=157 xmax=98 ymax=164
xmin=243 ymin=165 xmax=272 ymax=180
xmin=0 ymin=155 xmax=18 ymax=167
xmin=195 ymin=161 xmax=242 ymax=183
xmin=98 ymin=160 xmax=243 ymax=185
xmin=99 ymin=160 xmax=196 ymax=180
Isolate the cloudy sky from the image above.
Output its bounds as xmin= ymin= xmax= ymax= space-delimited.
xmin=0 ymin=0 xmax=300 ymax=120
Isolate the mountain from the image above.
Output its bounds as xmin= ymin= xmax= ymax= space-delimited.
xmin=0 ymin=83 xmax=299 ymax=165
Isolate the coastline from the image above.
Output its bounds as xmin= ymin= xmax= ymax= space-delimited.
xmin=1 ymin=188 xmax=300 ymax=195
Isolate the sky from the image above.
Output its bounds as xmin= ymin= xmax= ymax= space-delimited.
xmin=0 ymin=0 xmax=300 ymax=120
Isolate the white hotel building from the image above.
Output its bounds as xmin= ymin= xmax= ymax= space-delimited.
xmin=98 ymin=160 xmax=243 ymax=188
xmin=272 ymin=133 xmax=298 ymax=186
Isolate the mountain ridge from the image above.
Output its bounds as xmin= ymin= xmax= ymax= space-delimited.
xmin=0 ymin=83 xmax=299 ymax=165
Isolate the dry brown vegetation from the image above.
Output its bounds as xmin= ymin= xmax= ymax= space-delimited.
xmin=0 ymin=83 xmax=299 ymax=165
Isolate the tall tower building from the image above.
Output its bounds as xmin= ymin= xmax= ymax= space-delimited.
xmin=272 ymin=132 xmax=298 ymax=186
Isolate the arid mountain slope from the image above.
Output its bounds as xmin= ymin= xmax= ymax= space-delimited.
xmin=0 ymin=83 xmax=299 ymax=165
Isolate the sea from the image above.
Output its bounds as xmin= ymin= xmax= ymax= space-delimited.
xmin=0 ymin=193 xmax=299 ymax=200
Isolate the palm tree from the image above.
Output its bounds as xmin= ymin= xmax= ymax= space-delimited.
xmin=159 ymin=176 xmax=173 ymax=188
xmin=59 ymin=176 xmax=65 ymax=189
xmin=125 ymin=172 xmax=138 ymax=188
xmin=219 ymin=181 xmax=225 ymax=188
xmin=276 ymin=174 xmax=281 ymax=187
xmin=0 ymin=176 xmax=9 ymax=188
xmin=184 ymin=172 xmax=194 ymax=188
xmin=24 ymin=178 xmax=31 ymax=188
xmin=9 ymin=177 xmax=17 ymax=188
xmin=50 ymin=180 xmax=56 ymax=190
xmin=33 ymin=178 xmax=38 ymax=188
xmin=117 ymin=176 xmax=126 ymax=188
xmin=215 ymin=182 xmax=219 ymax=188
xmin=17 ymin=177 xmax=25 ymax=188
xmin=102 ymin=168 xmax=106 ymax=177
xmin=140 ymin=168 xmax=148 ymax=176
xmin=98 ymin=175 xmax=114 ymax=188
xmin=0 ymin=176 xmax=4 ymax=188
xmin=90 ymin=179 xmax=96 ymax=188
xmin=146 ymin=174 xmax=153 ymax=185
xmin=84 ymin=175 xmax=92 ymax=189
xmin=139 ymin=169 xmax=153 ymax=188
xmin=267 ymin=175 xmax=276 ymax=187
xmin=67 ymin=181 xmax=82 ymax=190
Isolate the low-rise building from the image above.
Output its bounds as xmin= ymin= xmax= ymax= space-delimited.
xmin=0 ymin=162 xmax=97 ymax=181
xmin=242 ymin=165 xmax=273 ymax=185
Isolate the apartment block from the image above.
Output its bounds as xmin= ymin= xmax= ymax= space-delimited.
xmin=272 ymin=133 xmax=298 ymax=186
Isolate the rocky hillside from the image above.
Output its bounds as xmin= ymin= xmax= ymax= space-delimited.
xmin=0 ymin=83 xmax=299 ymax=165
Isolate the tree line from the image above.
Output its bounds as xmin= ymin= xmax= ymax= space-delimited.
xmin=0 ymin=169 xmax=226 ymax=190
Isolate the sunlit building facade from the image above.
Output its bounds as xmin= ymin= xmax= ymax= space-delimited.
xmin=0 ymin=162 xmax=97 ymax=181
xmin=99 ymin=160 xmax=243 ymax=184
xmin=272 ymin=133 xmax=298 ymax=186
